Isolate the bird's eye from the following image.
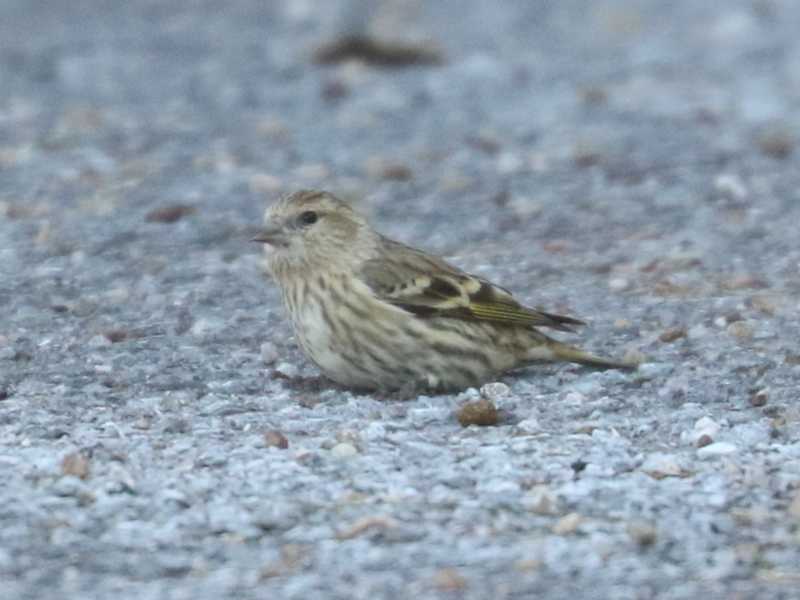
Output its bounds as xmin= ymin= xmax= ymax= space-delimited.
xmin=298 ymin=211 xmax=318 ymax=226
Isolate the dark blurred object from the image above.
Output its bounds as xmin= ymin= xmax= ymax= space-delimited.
xmin=314 ymin=35 xmax=443 ymax=67
xmin=145 ymin=204 xmax=196 ymax=223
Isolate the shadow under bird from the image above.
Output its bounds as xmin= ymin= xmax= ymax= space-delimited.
xmin=253 ymin=190 xmax=636 ymax=392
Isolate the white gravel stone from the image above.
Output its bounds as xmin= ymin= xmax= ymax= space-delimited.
xmin=88 ymin=334 xmax=111 ymax=348
xmin=641 ymin=453 xmax=686 ymax=478
xmin=480 ymin=381 xmax=510 ymax=401
xmin=260 ymin=341 xmax=279 ymax=365
xmin=690 ymin=416 xmax=721 ymax=445
xmin=274 ymin=362 xmax=299 ymax=379
xmin=330 ymin=442 xmax=359 ymax=459
xmin=697 ymin=442 xmax=738 ymax=459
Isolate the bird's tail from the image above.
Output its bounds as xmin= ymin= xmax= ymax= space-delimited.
xmin=539 ymin=339 xmax=638 ymax=370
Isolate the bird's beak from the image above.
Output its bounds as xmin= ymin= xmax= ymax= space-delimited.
xmin=251 ymin=224 xmax=287 ymax=246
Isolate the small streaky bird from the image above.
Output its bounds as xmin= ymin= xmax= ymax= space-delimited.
xmin=253 ymin=190 xmax=636 ymax=392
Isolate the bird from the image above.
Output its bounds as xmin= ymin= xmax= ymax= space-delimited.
xmin=253 ymin=190 xmax=636 ymax=392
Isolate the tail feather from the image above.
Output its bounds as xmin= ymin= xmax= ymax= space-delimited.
xmin=545 ymin=340 xmax=637 ymax=370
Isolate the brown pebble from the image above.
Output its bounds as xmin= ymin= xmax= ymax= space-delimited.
xmin=263 ymin=429 xmax=289 ymax=449
xmin=695 ymin=434 xmax=713 ymax=448
xmin=573 ymin=142 xmax=603 ymax=167
xmin=722 ymin=274 xmax=768 ymax=291
xmin=314 ymin=36 xmax=443 ymax=67
xmin=627 ymin=521 xmax=657 ymax=547
xmin=336 ymin=516 xmax=397 ymax=540
xmin=61 ymin=451 xmax=91 ymax=480
xmin=727 ymin=321 xmax=753 ymax=340
xmin=659 ymin=327 xmax=687 ymax=343
xmin=749 ymin=294 xmax=777 ymax=316
xmin=457 ymin=398 xmax=499 ymax=427
xmin=145 ymin=204 xmax=196 ymax=223
xmin=750 ymin=389 xmax=768 ymax=407
xmin=365 ymin=158 xmax=413 ymax=181
xmin=432 ymin=568 xmax=467 ymax=592
xmin=758 ymin=129 xmax=794 ymax=159
xmin=103 ymin=329 xmax=128 ymax=343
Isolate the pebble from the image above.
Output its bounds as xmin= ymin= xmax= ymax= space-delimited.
xmin=456 ymin=399 xmax=499 ymax=427
xmin=749 ymin=388 xmax=768 ymax=407
xmin=562 ymin=390 xmax=587 ymax=405
xmin=260 ymin=342 xmax=279 ymax=365
xmin=713 ymin=173 xmax=748 ymax=201
xmin=659 ymin=327 xmax=687 ymax=343
xmin=697 ymin=442 xmax=738 ymax=459
xmin=274 ymin=362 xmax=299 ymax=379
xmin=608 ymin=277 xmax=630 ymax=292
xmin=263 ymin=430 xmax=289 ymax=449
xmin=190 ymin=318 xmax=224 ymax=337
xmin=330 ymin=442 xmax=358 ymax=459
xmin=627 ymin=521 xmax=658 ymax=547
xmin=88 ymin=334 xmax=111 ymax=348
xmin=480 ymin=382 xmax=510 ymax=401
xmin=516 ymin=418 xmax=541 ymax=433
xmin=61 ymin=451 xmax=91 ymax=480
xmin=641 ymin=453 xmax=686 ymax=479
xmin=727 ymin=321 xmax=753 ymax=340
xmin=552 ymin=513 xmax=583 ymax=535
xmin=523 ymin=485 xmax=559 ymax=515
xmin=691 ymin=416 xmax=721 ymax=446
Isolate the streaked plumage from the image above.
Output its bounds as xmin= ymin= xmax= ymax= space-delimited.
xmin=254 ymin=190 xmax=635 ymax=391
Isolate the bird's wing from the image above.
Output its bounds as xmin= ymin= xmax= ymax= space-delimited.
xmin=358 ymin=239 xmax=584 ymax=332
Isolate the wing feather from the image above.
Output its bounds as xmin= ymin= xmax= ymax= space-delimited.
xmin=359 ymin=239 xmax=584 ymax=332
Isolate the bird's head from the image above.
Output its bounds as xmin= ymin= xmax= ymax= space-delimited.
xmin=254 ymin=190 xmax=374 ymax=275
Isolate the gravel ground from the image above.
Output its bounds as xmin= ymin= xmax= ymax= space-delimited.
xmin=2 ymin=1 xmax=800 ymax=598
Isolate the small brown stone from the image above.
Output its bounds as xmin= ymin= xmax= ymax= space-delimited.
xmin=457 ymin=399 xmax=499 ymax=427
xmin=61 ymin=451 xmax=91 ymax=480
xmin=659 ymin=327 xmax=687 ymax=343
xmin=653 ymin=279 xmax=692 ymax=296
xmin=749 ymin=294 xmax=777 ymax=316
xmin=758 ymin=128 xmax=794 ymax=159
xmin=365 ymin=157 xmax=413 ymax=181
xmin=145 ymin=204 xmax=196 ymax=223
xmin=314 ymin=36 xmax=444 ymax=67
xmin=727 ymin=321 xmax=753 ymax=340
xmin=103 ymin=329 xmax=128 ymax=343
xmin=749 ymin=389 xmax=768 ymax=407
xmin=627 ymin=521 xmax=657 ymax=547
xmin=263 ymin=429 xmax=289 ymax=449
xmin=722 ymin=274 xmax=768 ymax=291
xmin=695 ymin=434 xmax=713 ymax=448
xmin=432 ymin=568 xmax=467 ymax=592
xmin=336 ymin=516 xmax=397 ymax=540
xmin=573 ymin=142 xmax=603 ymax=167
